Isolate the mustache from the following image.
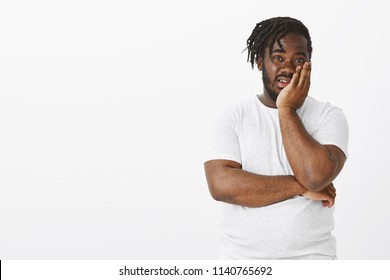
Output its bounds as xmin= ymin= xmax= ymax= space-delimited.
xmin=275 ymin=74 xmax=293 ymax=81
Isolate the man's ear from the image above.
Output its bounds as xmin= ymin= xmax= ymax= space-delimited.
xmin=257 ymin=57 xmax=263 ymax=71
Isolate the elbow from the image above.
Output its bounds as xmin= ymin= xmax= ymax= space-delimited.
xmin=205 ymin=171 xmax=232 ymax=202
xmin=207 ymin=180 xmax=227 ymax=202
xmin=209 ymin=187 xmax=223 ymax=202
xmin=302 ymin=178 xmax=328 ymax=192
xmin=297 ymin=158 xmax=340 ymax=192
xmin=300 ymin=146 xmax=346 ymax=191
xmin=298 ymin=170 xmax=335 ymax=192
xmin=204 ymin=160 xmax=241 ymax=203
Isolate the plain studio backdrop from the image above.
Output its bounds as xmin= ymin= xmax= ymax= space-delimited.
xmin=0 ymin=0 xmax=389 ymax=259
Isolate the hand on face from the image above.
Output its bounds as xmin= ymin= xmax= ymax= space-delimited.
xmin=276 ymin=61 xmax=311 ymax=111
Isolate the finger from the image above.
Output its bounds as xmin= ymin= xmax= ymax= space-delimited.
xmin=290 ymin=66 xmax=301 ymax=86
xmin=297 ymin=62 xmax=310 ymax=88
xmin=328 ymin=188 xmax=336 ymax=197
xmin=327 ymin=184 xmax=336 ymax=196
xmin=323 ymin=199 xmax=333 ymax=208
xmin=297 ymin=62 xmax=311 ymax=89
xmin=328 ymin=196 xmax=335 ymax=207
xmin=323 ymin=199 xmax=332 ymax=208
xmin=323 ymin=187 xmax=334 ymax=199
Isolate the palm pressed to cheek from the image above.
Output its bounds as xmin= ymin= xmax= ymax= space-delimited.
xmin=262 ymin=60 xmax=295 ymax=103
xmin=276 ymin=62 xmax=312 ymax=111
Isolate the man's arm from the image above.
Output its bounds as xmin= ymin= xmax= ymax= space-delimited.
xmin=276 ymin=62 xmax=346 ymax=192
xmin=204 ymin=159 xmax=336 ymax=208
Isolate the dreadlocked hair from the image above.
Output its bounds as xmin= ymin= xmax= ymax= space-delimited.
xmin=245 ymin=17 xmax=313 ymax=69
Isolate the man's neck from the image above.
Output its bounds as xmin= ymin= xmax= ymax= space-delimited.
xmin=258 ymin=93 xmax=277 ymax=109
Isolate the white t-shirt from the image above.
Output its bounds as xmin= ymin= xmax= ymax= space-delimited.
xmin=206 ymin=95 xmax=349 ymax=259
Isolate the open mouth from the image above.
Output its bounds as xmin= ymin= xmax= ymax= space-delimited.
xmin=276 ymin=77 xmax=291 ymax=89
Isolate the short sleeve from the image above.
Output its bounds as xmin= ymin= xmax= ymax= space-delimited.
xmin=204 ymin=106 xmax=242 ymax=164
xmin=312 ymin=107 xmax=349 ymax=158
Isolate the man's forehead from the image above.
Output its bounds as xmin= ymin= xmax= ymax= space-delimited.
xmin=270 ymin=33 xmax=309 ymax=53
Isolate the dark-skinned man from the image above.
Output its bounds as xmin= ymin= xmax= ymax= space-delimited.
xmin=204 ymin=17 xmax=348 ymax=259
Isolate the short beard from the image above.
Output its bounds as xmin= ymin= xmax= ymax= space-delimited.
xmin=262 ymin=65 xmax=279 ymax=103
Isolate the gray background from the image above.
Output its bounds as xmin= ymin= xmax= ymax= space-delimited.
xmin=0 ymin=0 xmax=389 ymax=259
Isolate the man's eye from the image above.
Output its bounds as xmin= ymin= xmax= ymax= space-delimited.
xmin=295 ymin=58 xmax=305 ymax=63
xmin=274 ymin=56 xmax=283 ymax=61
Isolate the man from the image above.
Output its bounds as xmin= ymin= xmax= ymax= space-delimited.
xmin=204 ymin=17 xmax=348 ymax=259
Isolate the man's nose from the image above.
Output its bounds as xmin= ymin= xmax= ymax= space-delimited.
xmin=281 ymin=59 xmax=295 ymax=74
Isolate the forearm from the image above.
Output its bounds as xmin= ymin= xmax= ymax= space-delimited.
xmin=205 ymin=161 xmax=306 ymax=208
xmin=278 ymin=108 xmax=339 ymax=191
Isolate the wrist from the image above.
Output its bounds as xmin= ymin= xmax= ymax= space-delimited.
xmin=278 ymin=106 xmax=297 ymax=116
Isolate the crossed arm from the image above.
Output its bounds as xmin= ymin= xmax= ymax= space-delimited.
xmin=204 ymin=62 xmax=346 ymax=208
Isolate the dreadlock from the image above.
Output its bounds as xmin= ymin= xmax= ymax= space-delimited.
xmin=245 ymin=17 xmax=313 ymax=69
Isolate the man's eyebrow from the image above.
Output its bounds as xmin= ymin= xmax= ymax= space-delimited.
xmin=295 ymin=52 xmax=308 ymax=58
xmin=271 ymin=48 xmax=308 ymax=57
xmin=271 ymin=48 xmax=286 ymax=54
